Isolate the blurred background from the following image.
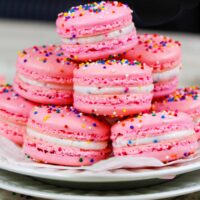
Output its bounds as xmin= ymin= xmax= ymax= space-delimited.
xmin=0 ymin=0 xmax=200 ymax=32
xmin=0 ymin=0 xmax=200 ymax=84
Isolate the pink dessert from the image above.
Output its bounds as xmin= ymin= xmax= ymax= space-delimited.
xmin=0 ymin=85 xmax=35 ymax=146
xmin=56 ymin=1 xmax=137 ymax=61
xmin=14 ymin=45 xmax=77 ymax=105
xmin=124 ymin=34 xmax=182 ymax=98
xmin=73 ymin=59 xmax=154 ymax=117
xmin=153 ymin=87 xmax=200 ymax=140
xmin=111 ymin=111 xmax=198 ymax=163
xmin=23 ymin=106 xmax=111 ymax=166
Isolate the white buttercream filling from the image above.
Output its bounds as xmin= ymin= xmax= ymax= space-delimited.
xmin=74 ymin=84 xmax=154 ymax=95
xmin=18 ymin=74 xmax=72 ymax=90
xmin=113 ymin=129 xmax=194 ymax=148
xmin=62 ymin=23 xmax=135 ymax=44
xmin=153 ymin=65 xmax=181 ymax=82
xmin=27 ymin=128 xmax=108 ymax=150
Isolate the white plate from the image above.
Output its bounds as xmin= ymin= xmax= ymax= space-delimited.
xmin=1 ymin=169 xmax=200 ymax=200
xmin=1 ymin=137 xmax=200 ymax=184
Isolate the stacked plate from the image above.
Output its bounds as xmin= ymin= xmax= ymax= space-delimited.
xmin=1 ymin=137 xmax=200 ymax=200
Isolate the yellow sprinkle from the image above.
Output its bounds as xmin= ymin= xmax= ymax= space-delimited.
xmin=17 ymin=51 xmax=25 ymax=58
xmin=122 ymin=108 xmax=127 ymax=113
xmin=82 ymin=124 xmax=86 ymax=128
xmin=43 ymin=115 xmax=51 ymax=122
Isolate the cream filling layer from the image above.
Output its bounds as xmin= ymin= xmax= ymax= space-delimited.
xmin=74 ymin=84 xmax=154 ymax=95
xmin=153 ymin=65 xmax=181 ymax=82
xmin=27 ymin=128 xmax=108 ymax=150
xmin=62 ymin=23 xmax=135 ymax=45
xmin=113 ymin=129 xmax=194 ymax=148
xmin=18 ymin=74 xmax=72 ymax=90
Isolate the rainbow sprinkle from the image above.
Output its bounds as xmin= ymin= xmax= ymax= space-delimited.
xmin=59 ymin=1 xmax=127 ymax=20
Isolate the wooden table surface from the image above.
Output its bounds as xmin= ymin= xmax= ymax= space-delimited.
xmin=0 ymin=19 xmax=200 ymax=200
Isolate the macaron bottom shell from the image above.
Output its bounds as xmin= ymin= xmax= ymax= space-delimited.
xmin=62 ymin=32 xmax=138 ymax=61
xmin=153 ymin=77 xmax=178 ymax=99
xmin=23 ymin=137 xmax=111 ymax=166
xmin=0 ymin=119 xmax=24 ymax=146
xmin=14 ymin=76 xmax=73 ymax=105
xmin=74 ymin=93 xmax=153 ymax=117
xmin=113 ymin=135 xmax=198 ymax=163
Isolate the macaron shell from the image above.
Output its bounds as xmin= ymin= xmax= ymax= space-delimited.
xmin=0 ymin=86 xmax=35 ymax=121
xmin=113 ymin=135 xmax=198 ymax=163
xmin=124 ymin=34 xmax=182 ymax=72
xmin=56 ymin=1 xmax=133 ymax=38
xmin=74 ymin=93 xmax=153 ymax=117
xmin=24 ymin=136 xmax=111 ymax=166
xmin=111 ymin=112 xmax=194 ymax=139
xmin=153 ymin=87 xmax=200 ymax=117
xmin=153 ymin=77 xmax=178 ymax=99
xmin=14 ymin=76 xmax=73 ymax=105
xmin=17 ymin=45 xmax=77 ymax=80
xmin=75 ymin=59 xmax=152 ymax=77
xmin=62 ymin=32 xmax=137 ymax=61
xmin=28 ymin=106 xmax=110 ymax=141
xmin=0 ymin=120 xmax=25 ymax=146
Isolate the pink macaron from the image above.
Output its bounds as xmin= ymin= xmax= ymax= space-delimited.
xmin=56 ymin=1 xmax=137 ymax=61
xmin=0 ymin=85 xmax=35 ymax=146
xmin=73 ymin=59 xmax=154 ymax=117
xmin=23 ymin=105 xmax=111 ymax=166
xmin=14 ymin=45 xmax=77 ymax=105
xmin=124 ymin=34 xmax=182 ymax=98
xmin=111 ymin=111 xmax=198 ymax=163
xmin=153 ymin=87 xmax=200 ymax=139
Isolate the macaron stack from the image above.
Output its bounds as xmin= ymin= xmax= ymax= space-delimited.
xmin=0 ymin=1 xmax=199 ymax=167
xmin=124 ymin=34 xmax=182 ymax=98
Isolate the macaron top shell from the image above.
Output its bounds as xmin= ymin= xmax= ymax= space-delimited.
xmin=74 ymin=59 xmax=153 ymax=86
xmin=29 ymin=106 xmax=110 ymax=141
xmin=56 ymin=1 xmax=132 ymax=38
xmin=125 ymin=34 xmax=182 ymax=72
xmin=0 ymin=85 xmax=35 ymax=120
xmin=111 ymin=111 xmax=193 ymax=139
xmin=153 ymin=87 xmax=200 ymax=116
xmin=17 ymin=45 xmax=77 ymax=79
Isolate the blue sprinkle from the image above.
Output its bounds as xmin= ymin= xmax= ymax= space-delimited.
xmin=153 ymin=139 xmax=158 ymax=143
xmin=130 ymin=125 xmax=134 ymax=129
xmin=3 ymin=89 xmax=9 ymax=93
xmin=128 ymin=140 xmax=133 ymax=145
xmin=34 ymin=111 xmax=38 ymax=115
xmin=56 ymin=109 xmax=61 ymax=113
xmin=93 ymin=123 xmax=97 ymax=127
xmin=161 ymin=115 xmax=165 ymax=119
